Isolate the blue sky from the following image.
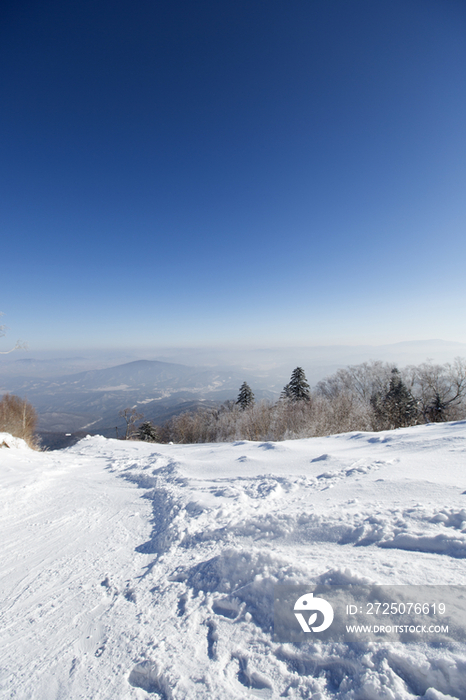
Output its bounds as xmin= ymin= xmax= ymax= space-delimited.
xmin=2 ymin=0 xmax=466 ymax=351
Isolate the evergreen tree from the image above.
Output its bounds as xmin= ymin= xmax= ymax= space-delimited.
xmin=426 ymin=391 xmax=447 ymax=423
xmin=285 ymin=367 xmax=311 ymax=402
xmin=236 ymin=381 xmax=255 ymax=410
xmin=280 ymin=383 xmax=292 ymax=400
xmin=136 ymin=420 xmax=159 ymax=442
xmin=371 ymin=368 xmax=417 ymax=429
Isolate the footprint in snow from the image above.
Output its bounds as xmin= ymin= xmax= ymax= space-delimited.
xmin=232 ymin=655 xmax=273 ymax=695
xmin=128 ymin=660 xmax=168 ymax=697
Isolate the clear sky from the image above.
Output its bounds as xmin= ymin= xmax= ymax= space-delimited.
xmin=2 ymin=0 xmax=466 ymax=351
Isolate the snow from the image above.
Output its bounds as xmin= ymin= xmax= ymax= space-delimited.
xmin=1 ymin=422 xmax=466 ymax=699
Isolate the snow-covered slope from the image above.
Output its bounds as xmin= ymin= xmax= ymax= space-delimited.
xmin=1 ymin=423 xmax=466 ymax=699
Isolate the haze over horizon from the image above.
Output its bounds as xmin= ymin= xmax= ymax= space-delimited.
xmin=2 ymin=0 xmax=466 ymax=351
xmin=2 ymin=338 xmax=466 ymax=378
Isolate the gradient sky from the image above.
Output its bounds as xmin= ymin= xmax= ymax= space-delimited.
xmin=2 ymin=0 xmax=466 ymax=351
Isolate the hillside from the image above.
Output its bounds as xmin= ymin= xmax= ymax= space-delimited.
xmin=0 ymin=359 xmax=277 ymax=442
xmin=1 ymin=422 xmax=466 ymax=698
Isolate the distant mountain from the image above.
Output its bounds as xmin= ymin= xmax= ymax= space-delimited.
xmin=0 ymin=359 xmax=276 ymax=444
xmin=53 ymin=359 xmax=232 ymax=392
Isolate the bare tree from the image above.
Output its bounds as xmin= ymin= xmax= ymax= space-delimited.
xmin=406 ymin=357 xmax=466 ymax=422
xmin=0 ymin=312 xmax=27 ymax=354
xmin=0 ymin=394 xmax=39 ymax=449
xmin=316 ymin=360 xmax=394 ymax=403
xmin=119 ymin=407 xmax=143 ymax=439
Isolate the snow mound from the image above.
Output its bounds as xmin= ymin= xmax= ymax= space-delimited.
xmin=0 ymin=432 xmax=31 ymax=450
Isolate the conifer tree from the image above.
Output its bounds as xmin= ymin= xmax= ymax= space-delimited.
xmin=426 ymin=391 xmax=447 ymax=423
xmin=285 ymin=367 xmax=311 ymax=402
xmin=136 ymin=420 xmax=159 ymax=442
xmin=371 ymin=368 xmax=417 ymax=429
xmin=280 ymin=383 xmax=292 ymax=400
xmin=236 ymin=381 xmax=255 ymax=410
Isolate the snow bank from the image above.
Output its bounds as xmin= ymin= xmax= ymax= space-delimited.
xmin=0 ymin=431 xmax=31 ymax=450
xmin=2 ymin=422 xmax=466 ymax=698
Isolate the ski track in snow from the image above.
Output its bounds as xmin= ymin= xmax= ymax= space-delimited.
xmin=1 ymin=422 xmax=466 ymax=698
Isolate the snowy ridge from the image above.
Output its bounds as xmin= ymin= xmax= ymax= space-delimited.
xmin=1 ymin=423 xmax=466 ymax=698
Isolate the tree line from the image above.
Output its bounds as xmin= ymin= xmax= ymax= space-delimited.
xmin=128 ymin=357 xmax=466 ymax=444
xmin=2 ymin=357 xmax=464 ymax=449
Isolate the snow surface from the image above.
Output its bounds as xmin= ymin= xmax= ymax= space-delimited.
xmin=1 ymin=422 xmax=466 ymax=699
